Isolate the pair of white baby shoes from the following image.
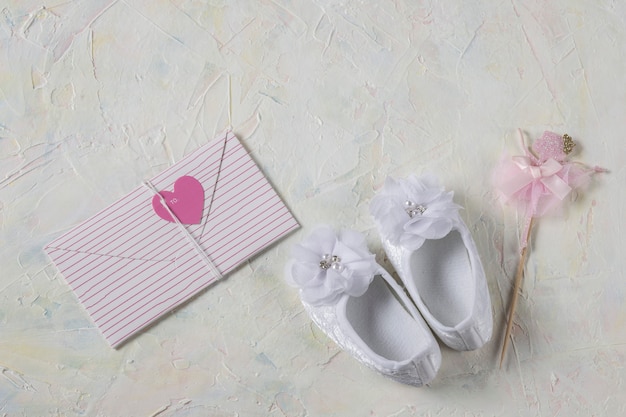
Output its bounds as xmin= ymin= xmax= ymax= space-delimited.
xmin=285 ymin=174 xmax=492 ymax=386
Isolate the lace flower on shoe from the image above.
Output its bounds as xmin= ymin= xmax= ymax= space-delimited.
xmin=286 ymin=226 xmax=378 ymax=307
xmin=370 ymin=174 xmax=461 ymax=251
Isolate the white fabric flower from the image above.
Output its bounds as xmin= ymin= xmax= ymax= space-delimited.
xmin=370 ymin=174 xmax=461 ymax=250
xmin=285 ymin=226 xmax=378 ymax=307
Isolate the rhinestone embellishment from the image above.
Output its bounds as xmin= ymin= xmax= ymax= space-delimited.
xmin=404 ymin=200 xmax=426 ymax=218
xmin=562 ymin=133 xmax=575 ymax=155
xmin=319 ymin=254 xmax=343 ymax=271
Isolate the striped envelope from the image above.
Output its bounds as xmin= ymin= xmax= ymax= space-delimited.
xmin=45 ymin=130 xmax=299 ymax=347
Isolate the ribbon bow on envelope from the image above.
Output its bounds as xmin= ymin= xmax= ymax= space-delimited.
xmin=45 ymin=130 xmax=299 ymax=347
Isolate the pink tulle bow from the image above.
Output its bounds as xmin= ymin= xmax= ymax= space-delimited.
xmin=494 ymin=130 xmax=602 ymax=250
xmin=506 ymin=156 xmax=572 ymax=200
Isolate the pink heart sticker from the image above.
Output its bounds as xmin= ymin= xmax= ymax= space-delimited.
xmin=152 ymin=176 xmax=204 ymax=224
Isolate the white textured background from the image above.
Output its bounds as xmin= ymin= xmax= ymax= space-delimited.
xmin=1 ymin=1 xmax=625 ymax=416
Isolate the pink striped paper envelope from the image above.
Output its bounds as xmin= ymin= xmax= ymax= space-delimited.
xmin=45 ymin=130 xmax=299 ymax=347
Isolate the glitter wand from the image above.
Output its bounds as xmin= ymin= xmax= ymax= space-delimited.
xmin=494 ymin=130 xmax=605 ymax=368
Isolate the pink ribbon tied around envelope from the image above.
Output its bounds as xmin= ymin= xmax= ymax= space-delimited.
xmin=143 ymin=176 xmax=223 ymax=281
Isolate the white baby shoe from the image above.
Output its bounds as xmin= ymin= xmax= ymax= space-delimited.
xmin=285 ymin=226 xmax=441 ymax=386
xmin=370 ymin=174 xmax=493 ymax=351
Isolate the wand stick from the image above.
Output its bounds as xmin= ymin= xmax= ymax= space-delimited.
xmin=500 ymin=216 xmax=534 ymax=368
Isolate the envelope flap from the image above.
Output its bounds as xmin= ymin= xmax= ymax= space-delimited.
xmin=45 ymin=133 xmax=230 ymax=261
xmin=148 ymin=131 xmax=229 ymax=233
xmin=46 ymin=186 xmax=171 ymax=261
